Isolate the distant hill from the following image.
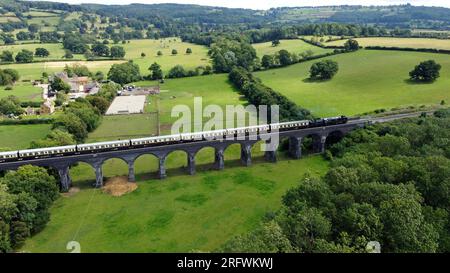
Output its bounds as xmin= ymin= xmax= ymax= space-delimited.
xmin=1 ymin=1 xmax=450 ymax=35
xmin=265 ymin=5 xmax=450 ymax=29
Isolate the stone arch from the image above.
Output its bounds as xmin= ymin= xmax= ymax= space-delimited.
xmin=133 ymin=152 xmax=160 ymax=180
xmin=193 ymin=146 xmax=216 ymax=171
xmin=326 ymin=130 xmax=345 ymax=148
xmin=223 ymin=143 xmax=243 ymax=167
xmin=165 ymin=149 xmax=190 ymax=176
xmin=101 ymin=156 xmax=130 ymax=182
xmin=62 ymin=160 xmax=96 ymax=189
xmin=302 ymin=133 xmax=323 ymax=155
xmin=250 ymin=140 xmax=270 ymax=163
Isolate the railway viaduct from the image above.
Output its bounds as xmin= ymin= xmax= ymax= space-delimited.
xmin=0 ymin=121 xmax=368 ymax=192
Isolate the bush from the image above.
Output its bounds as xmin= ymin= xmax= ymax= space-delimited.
xmin=168 ymin=65 xmax=187 ymax=78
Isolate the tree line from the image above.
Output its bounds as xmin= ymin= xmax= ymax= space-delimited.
xmin=220 ymin=110 xmax=450 ymax=253
xmin=228 ymin=67 xmax=311 ymax=122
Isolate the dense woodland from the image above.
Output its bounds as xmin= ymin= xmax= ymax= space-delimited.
xmin=221 ymin=110 xmax=450 ymax=253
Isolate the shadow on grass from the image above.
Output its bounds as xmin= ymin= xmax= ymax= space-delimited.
xmin=302 ymin=77 xmax=332 ymax=83
xmin=404 ymin=79 xmax=437 ymax=85
xmin=69 ymin=153 xmax=323 ymax=191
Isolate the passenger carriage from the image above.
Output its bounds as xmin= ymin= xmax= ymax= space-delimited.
xmin=18 ymin=145 xmax=77 ymax=160
xmin=77 ymin=140 xmax=130 ymax=153
xmin=201 ymin=129 xmax=227 ymax=141
xmin=0 ymin=117 xmax=349 ymax=162
xmin=0 ymin=151 xmax=19 ymax=163
xmin=270 ymin=120 xmax=310 ymax=131
xmin=131 ymin=134 xmax=181 ymax=147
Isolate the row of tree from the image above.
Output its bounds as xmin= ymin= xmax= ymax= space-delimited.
xmin=221 ymin=110 xmax=450 ymax=252
xmin=228 ymin=67 xmax=311 ymax=122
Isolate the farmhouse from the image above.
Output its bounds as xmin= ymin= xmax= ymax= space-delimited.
xmin=50 ymin=72 xmax=100 ymax=95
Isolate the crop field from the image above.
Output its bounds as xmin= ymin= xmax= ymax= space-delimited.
xmin=326 ymin=37 xmax=450 ymax=50
xmin=0 ymin=124 xmax=52 ymax=150
xmin=122 ymin=38 xmax=211 ymax=72
xmin=0 ymin=15 xmax=21 ymax=23
xmin=22 ymin=155 xmax=328 ymax=253
xmin=0 ymin=82 xmax=43 ymax=102
xmin=0 ymin=60 xmax=125 ymax=80
xmin=255 ymin=49 xmax=450 ymax=117
xmin=252 ymin=39 xmax=332 ymax=57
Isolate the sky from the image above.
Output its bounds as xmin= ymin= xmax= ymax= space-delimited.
xmin=38 ymin=0 xmax=450 ymax=10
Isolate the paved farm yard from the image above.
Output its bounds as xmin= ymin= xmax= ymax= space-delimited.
xmin=106 ymin=95 xmax=147 ymax=115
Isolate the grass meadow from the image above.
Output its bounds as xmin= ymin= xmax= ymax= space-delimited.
xmin=0 ymin=60 xmax=125 ymax=81
xmin=255 ymin=49 xmax=450 ymax=117
xmin=22 ymin=154 xmax=328 ymax=252
xmin=121 ymin=38 xmax=211 ymax=73
xmin=326 ymin=37 xmax=450 ymax=50
xmin=135 ymin=73 xmax=243 ymax=133
xmin=252 ymin=39 xmax=333 ymax=57
xmin=87 ymin=114 xmax=159 ymax=142
xmin=0 ymin=43 xmax=85 ymax=61
xmin=0 ymin=124 xmax=52 ymax=150
xmin=0 ymin=38 xmax=210 ymax=80
xmin=0 ymin=82 xmax=43 ymax=102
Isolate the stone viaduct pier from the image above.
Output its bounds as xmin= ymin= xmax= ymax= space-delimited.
xmin=0 ymin=121 xmax=366 ymax=192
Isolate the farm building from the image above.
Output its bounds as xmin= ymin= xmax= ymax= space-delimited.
xmin=50 ymin=72 xmax=100 ymax=94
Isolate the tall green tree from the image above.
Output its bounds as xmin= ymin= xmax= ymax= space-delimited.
xmin=409 ymin=60 xmax=442 ymax=82
xmin=149 ymin=62 xmax=163 ymax=80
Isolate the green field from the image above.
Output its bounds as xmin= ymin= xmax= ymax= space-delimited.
xmin=0 ymin=60 xmax=124 ymax=81
xmin=87 ymin=114 xmax=158 ymax=142
xmin=22 ymin=154 xmax=328 ymax=253
xmin=255 ymin=49 xmax=450 ymax=117
xmin=0 ymin=38 xmax=210 ymax=80
xmin=326 ymin=37 xmax=450 ymax=50
xmin=122 ymin=38 xmax=211 ymax=73
xmin=0 ymin=82 xmax=43 ymax=102
xmin=0 ymin=43 xmax=85 ymax=61
xmin=135 ymin=73 xmax=242 ymax=133
xmin=253 ymin=39 xmax=332 ymax=57
xmin=0 ymin=124 xmax=52 ymax=150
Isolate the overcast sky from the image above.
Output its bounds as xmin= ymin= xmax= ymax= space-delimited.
xmin=39 ymin=0 xmax=450 ymax=9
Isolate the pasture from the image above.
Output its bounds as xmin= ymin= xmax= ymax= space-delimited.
xmin=87 ymin=114 xmax=158 ymax=142
xmin=252 ymin=39 xmax=332 ymax=57
xmin=122 ymin=38 xmax=211 ymax=73
xmin=0 ymin=43 xmax=85 ymax=61
xmin=22 ymin=155 xmax=328 ymax=253
xmin=135 ymin=73 xmax=243 ymax=133
xmin=0 ymin=60 xmax=124 ymax=80
xmin=0 ymin=123 xmax=52 ymax=150
xmin=0 ymin=82 xmax=43 ymax=102
xmin=326 ymin=37 xmax=450 ymax=50
xmin=255 ymin=49 xmax=450 ymax=117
